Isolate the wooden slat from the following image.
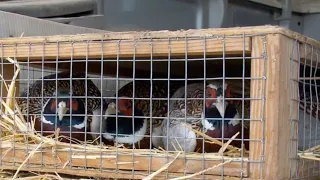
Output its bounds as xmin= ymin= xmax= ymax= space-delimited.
xmin=263 ymin=34 xmax=293 ymax=179
xmin=250 ymin=34 xmax=299 ymax=179
xmin=0 ymin=148 xmax=249 ymax=178
xmin=275 ymin=35 xmax=298 ymax=180
xmin=0 ymin=37 xmax=251 ymax=60
xmin=249 ymin=36 xmax=266 ymax=178
xmin=0 ymin=25 xmax=319 ymax=50
xmin=0 ymin=165 xmax=254 ymax=180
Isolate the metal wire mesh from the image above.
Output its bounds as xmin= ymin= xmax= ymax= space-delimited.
xmin=0 ymin=33 xmax=269 ymax=179
xmin=290 ymin=39 xmax=320 ymax=179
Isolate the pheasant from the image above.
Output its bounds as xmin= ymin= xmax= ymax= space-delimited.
xmin=155 ymin=81 xmax=250 ymax=153
xmin=102 ymin=80 xmax=184 ymax=149
xmin=17 ymin=71 xmax=106 ymax=143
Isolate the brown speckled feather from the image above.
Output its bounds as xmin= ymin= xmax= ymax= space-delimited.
xmin=160 ymin=81 xmax=250 ymax=153
xmin=17 ymin=71 xmax=106 ymax=141
xmin=167 ymin=83 xmax=209 ymax=130
xmin=104 ymin=80 xmax=184 ymax=148
xmin=224 ymin=80 xmax=251 ymax=129
xmin=157 ymin=83 xmax=210 ymax=152
xmin=18 ymin=72 xmax=105 ymax=117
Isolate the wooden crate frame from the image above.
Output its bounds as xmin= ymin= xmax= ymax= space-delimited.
xmin=0 ymin=25 xmax=319 ymax=179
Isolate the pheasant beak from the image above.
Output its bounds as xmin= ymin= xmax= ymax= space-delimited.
xmin=105 ymin=102 xmax=119 ymax=119
xmin=58 ymin=101 xmax=69 ymax=121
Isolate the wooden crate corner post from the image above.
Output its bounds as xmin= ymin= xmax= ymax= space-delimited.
xmin=250 ymin=33 xmax=299 ymax=179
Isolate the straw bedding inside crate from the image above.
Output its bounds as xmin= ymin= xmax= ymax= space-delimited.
xmin=0 ymin=58 xmax=252 ymax=179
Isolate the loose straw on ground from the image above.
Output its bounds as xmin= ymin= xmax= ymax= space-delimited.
xmin=168 ymin=159 xmax=233 ymax=180
xmin=142 ymin=151 xmax=182 ymax=180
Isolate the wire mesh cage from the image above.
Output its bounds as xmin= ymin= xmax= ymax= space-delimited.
xmin=0 ymin=25 xmax=318 ymax=179
xmin=293 ymin=40 xmax=320 ymax=180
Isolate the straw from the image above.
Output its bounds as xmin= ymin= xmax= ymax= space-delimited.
xmin=142 ymin=151 xmax=182 ymax=180
xmin=0 ymin=58 xmax=251 ymax=179
xmin=168 ymin=159 xmax=233 ymax=180
xmin=298 ymin=144 xmax=320 ymax=162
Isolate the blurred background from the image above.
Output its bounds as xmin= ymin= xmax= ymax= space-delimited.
xmin=0 ymin=0 xmax=319 ymax=40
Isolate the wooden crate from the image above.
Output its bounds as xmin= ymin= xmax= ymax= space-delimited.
xmin=0 ymin=25 xmax=319 ymax=180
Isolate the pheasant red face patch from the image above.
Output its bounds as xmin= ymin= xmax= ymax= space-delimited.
xmin=50 ymin=99 xmax=56 ymax=111
xmin=118 ymin=99 xmax=133 ymax=116
xmin=205 ymin=88 xmax=217 ymax=108
xmin=67 ymin=99 xmax=78 ymax=111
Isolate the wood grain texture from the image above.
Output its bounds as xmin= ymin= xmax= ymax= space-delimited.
xmin=0 ymin=165 xmax=255 ymax=180
xmin=0 ymin=37 xmax=250 ymax=60
xmin=0 ymin=25 xmax=318 ymax=49
xmin=0 ymin=148 xmax=249 ymax=178
xmin=1 ymin=25 xmax=319 ymax=69
xmin=250 ymin=34 xmax=299 ymax=179
xmin=249 ymin=36 xmax=266 ymax=179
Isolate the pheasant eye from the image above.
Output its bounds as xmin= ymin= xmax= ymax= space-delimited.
xmin=121 ymin=100 xmax=131 ymax=108
xmin=125 ymin=101 xmax=130 ymax=107
xmin=70 ymin=99 xmax=78 ymax=111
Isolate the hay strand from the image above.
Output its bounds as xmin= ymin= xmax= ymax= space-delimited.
xmin=142 ymin=151 xmax=182 ymax=180
xmin=218 ymin=132 xmax=240 ymax=155
xmin=183 ymin=124 xmax=245 ymax=153
xmin=0 ymin=58 xmax=249 ymax=179
xmin=298 ymin=145 xmax=320 ymax=162
xmin=12 ymin=142 xmax=45 ymax=179
xmin=4 ymin=57 xmax=20 ymax=115
xmin=168 ymin=159 xmax=233 ymax=180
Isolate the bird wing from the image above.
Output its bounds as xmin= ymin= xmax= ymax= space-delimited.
xmin=17 ymin=72 xmax=105 ymax=118
xmin=167 ymin=83 xmax=206 ymax=130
